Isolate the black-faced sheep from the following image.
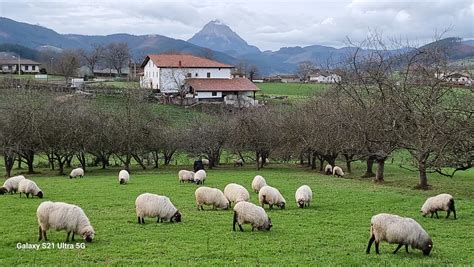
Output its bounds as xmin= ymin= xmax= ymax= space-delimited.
xmin=421 ymin=193 xmax=456 ymax=219
xmin=18 ymin=179 xmax=43 ymax=198
xmin=0 ymin=175 xmax=26 ymax=194
xmin=118 ymin=170 xmax=130 ymax=185
xmin=195 ymin=187 xmax=229 ymax=210
xmin=233 ymin=201 xmax=272 ymax=232
xmin=69 ymin=168 xmax=84 ymax=179
xmin=258 ymin=185 xmax=286 ymax=209
xmin=251 ymin=175 xmax=267 ymax=193
xmin=135 ymin=193 xmax=181 ymax=224
xmin=332 ymin=166 xmax=344 ymax=177
xmin=295 ymin=185 xmax=312 ymax=208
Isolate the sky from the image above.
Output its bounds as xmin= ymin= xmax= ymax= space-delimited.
xmin=1 ymin=0 xmax=473 ymax=51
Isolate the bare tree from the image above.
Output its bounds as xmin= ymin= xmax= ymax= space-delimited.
xmin=56 ymin=50 xmax=80 ymax=84
xmin=104 ymin=42 xmax=130 ymax=76
xmin=79 ymin=44 xmax=105 ymax=76
xmin=296 ymin=61 xmax=317 ymax=82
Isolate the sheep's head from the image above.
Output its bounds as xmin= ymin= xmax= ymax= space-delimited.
xmin=120 ymin=179 xmax=125 ymax=185
xmin=37 ymin=191 xmax=44 ymax=199
xmin=0 ymin=187 xmax=7 ymax=194
xmin=82 ymin=226 xmax=95 ymax=242
xmin=171 ymin=211 xmax=182 ymax=223
xmin=420 ymin=208 xmax=429 ymax=217
xmin=278 ymin=201 xmax=286 ymax=209
xmin=259 ymin=217 xmax=273 ymax=231
xmin=69 ymin=175 xmax=73 ymax=179
xmin=422 ymin=239 xmax=433 ymax=256
xmin=297 ymin=199 xmax=305 ymax=208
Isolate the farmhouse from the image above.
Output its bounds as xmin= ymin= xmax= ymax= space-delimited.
xmin=437 ymin=71 xmax=472 ymax=86
xmin=279 ymin=75 xmax=300 ymax=83
xmin=308 ymin=71 xmax=341 ymax=83
xmin=0 ymin=57 xmax=41 ymax=74
xmin=140 ymin=54 xmax=259 ymax=105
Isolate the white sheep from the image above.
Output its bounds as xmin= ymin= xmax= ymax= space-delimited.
xmin=366 ymin=213 xmax=433 ymax=255
xmin=0 ymin=175 xmax=26 ymax=194
xmin=18 ymin=179 xmax=43 ymax=199
xmin=135 ymin=193 xmax=181 ymax=224
xmin=295 ymin=185 xmax=312 ymax=208
xmin=224 ymin=183 xmax=250 ymax=207
xmin=324 ymin=164 xmax=333 ymax=175
xmin=194 ymin=170 xmax=207 ymax=185
xmin=332 ymin=166 xmax=344 ymax=177
xmin=178 ymin=170 xmax=195 ymax=183
xmin=118 ymin=170 xmax=130 ymax=185
xmin=258 ymin=157 xmax=270 ymax=164
xmin=69 ymin=168 xmax=84 ymax=179
xmin=421 ymin=193 xmax=456 ymax=219
xmin=233 ymin=201 xmax=272 ymax=232
xmin=202 ymin=159 xmax=210 ymax=166
xmin=195 ymin=187 xmax=229 ymax=210
xmin=251 ymin=175 xmax=267 ymax=193
xmin=234 ymin=158 xmax=244 ymax=167
xmin=258 ymin=185 xmax=286 ymax=209
xmin=37 ymin=201 xmax=95 ymax=242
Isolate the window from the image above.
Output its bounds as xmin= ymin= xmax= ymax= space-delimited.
xmin=25 ymin=66 xmax=29 ymax=70
xmin=187 ymin=73 xmax=191 ymax=78
xmin=8 ymin=65 xmax=12 ymax=70
xmin=212 ymin=92 xmax=217 ymax=96
xmin=195 ymin=73 xmax=198 ymax=77
xmin=207 ymin=72 xmax=211 ymax=78
xmin=32 ymin=66 xmax=36 ymax=71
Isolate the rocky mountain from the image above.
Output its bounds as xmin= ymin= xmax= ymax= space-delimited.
xmin=188 ymin=20 xmax=260 ymax=57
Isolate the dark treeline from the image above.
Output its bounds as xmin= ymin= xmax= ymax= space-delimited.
xmin=0 ymin=37 xmax=472 ymax=189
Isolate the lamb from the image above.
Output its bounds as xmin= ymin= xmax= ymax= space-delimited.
xmin=135 ymin=193 xmax=181 ymax=224
xmin=194 ymin=170 xmax=207 ymax=185
xmin=0 ymin=175 xmax=26 ymax=194
xmin=251 ymin=175 xmax=267 ymax=193
xmin=195 ymin=187 xmax=229 ymax=210
xmin=178 ymin=170 xmax=195 ymax=183
xmin=295 ymin=185 xmax=312 ymax=208
xmin=224 ymin=183 xmax=250 ymax=207
xmin=332 ymin=166 xmax=344 ymax=177
xmin=234 ymin=159 xmax=244 ymax=167
xmin=258 ymin=185 xmax=286 ymax=209
xmin=366 ymin=213 xmax=433 ymax=256
xmin=233 ymin=201 xmax=272 ymax=232
xmin=324 ymin=164 xmax=333 ymax=175
xmin=421 ymin=193 xmax=456 ymax=219
xmin=18 ymin=179 xmax=43 ymax=199
xmin=37 ymin=201 xmax=95 ymax=242
xmin=118 ymin=170 xmax=130 ymax=185
xmin=69 ymin=168 xmax=84 ymax=179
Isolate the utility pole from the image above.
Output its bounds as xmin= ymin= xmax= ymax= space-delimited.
xmin=18 ymin=55 xmax=21 ymax=77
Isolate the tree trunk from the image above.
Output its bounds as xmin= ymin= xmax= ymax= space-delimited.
xmin=343 ymin=154 xmax=353 ymax=173
xmin=66 ymin=156 xmax=72 ymax=168
xmin=48 ymin=153 xmax=55 ymax=170
xmin=77 ymin=152 xmax=86 ymax=172
xmin=307 ymin=153 xmax=311 ymax=167
xmin=17 ymin=155 xmax=22 ymax=169
xmin=362 ymin=159 xmax=375 ymax=178
xmin=25 ymin=150 xmax=35 ymax=174
xmin=256 ymin=152 xmax=261 ymax=170
xmin=152 ymin=151 xmax=159 ymax=168
xmin=311 ymin=151 xmax=317 ymax=170
xmin=417 ymin=158 xmax=429 ymax=189
xmin=374 ymin=159 xmax=385 ymax=183
xmin=132 ymin=154 xmax=147 ymax=170
xmin=4 ymin=152 xmax=15 ymax=177
xmin=319 ymin=158 xmax=324 ymax=172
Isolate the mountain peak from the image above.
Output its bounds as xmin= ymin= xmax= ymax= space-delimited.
xmin=188 ymin=20 xmax=260 ymax=56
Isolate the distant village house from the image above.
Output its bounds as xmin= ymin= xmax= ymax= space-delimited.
xmin=0 ymin=57 xmax=41 ymax=74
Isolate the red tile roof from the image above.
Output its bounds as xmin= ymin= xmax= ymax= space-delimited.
xmin=141 ymin=54 xmax=233 ymax=68
xmin=186 ymin=78 xmax=260 ymax=92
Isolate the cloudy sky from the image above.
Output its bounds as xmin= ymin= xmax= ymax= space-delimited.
xmin=1 ymin=0 xmax=473 ymax=50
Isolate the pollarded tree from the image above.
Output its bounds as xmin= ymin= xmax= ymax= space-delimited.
xmin=56 ymin=49 xmax=81 ymax=84
xmin=104 ymin=42 xmax=130 ymax=76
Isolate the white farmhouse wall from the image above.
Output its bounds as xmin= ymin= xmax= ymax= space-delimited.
xmin=20 ymin=65 xmax=39 ymax=73
xmin=160 ymin=68 xmax=231 ymax=93
xmin=141 ymin=60 xmax=161 ymax=89
xmin=195 ymin=91 xmax=223 ymax=99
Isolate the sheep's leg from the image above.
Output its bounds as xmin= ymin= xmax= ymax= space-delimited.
xmin=238 ymin=224 xmax=244 ymax=232
xmin=366 ymin=235 xmax=375 ymax=254
xmin=446 ymin=210 xmax=451 ymax=219
xmin=38 ymin=226 xmax=43 ymax=241
xmin=157 ymin=217 xmax=160 ymax=223
xmin=233 ymin=212 xmax=237 ymax=231
xmin=251 ymin=226 xmax=255 ymax=231
xmin=66 ymin=232 xmax=71 ymax=242
xmin=405 ymin=245 xmax=409 ymax=253
xmin=141 ymin=217 xmax=145 ymax=224
xmin=43 ymin=230 xmax=48 ymax=241
xmin=19 ymin=192 xmax=21 ymax=198
xmin=375 ymin=241 xmax=380 ymax=254
xmin=435 ymin=211 xmax=439 ymax=219
xmin=26 ymin=193 xmax=30 ymax=198
xmin=430 ymin=212 xmax=434 ymax=218
xmin=269 ymin=204 xmax=273 ymax=209
xmin=137 ymin=216 xmax=141 ymax=224
xmin=393 ymin=244 xmax=403 ymax=254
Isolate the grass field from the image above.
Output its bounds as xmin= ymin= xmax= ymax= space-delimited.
xmin=0 ymin=162 xmax=473 ymax=265
xmin=257 ymin=82 xmax=330 ymax=97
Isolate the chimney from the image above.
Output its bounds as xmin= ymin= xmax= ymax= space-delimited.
xmin=179 ymin=60 xmax=182 ymax=67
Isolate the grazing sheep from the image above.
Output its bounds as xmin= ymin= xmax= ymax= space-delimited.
xmin=195 ymin=187 xmax=229 ymax=210
xmin=234 ymin=159 xmax=244 ymax=167
xmin=251 ymin=175 xmax=267 ymax=193
xmin=118 ymin=170 xmax=130 ymax=185
xmin=194 ymin=170 xmax=207 ymax=185
xmin=37 ymin=201 xmax=95 ymax=242
xmin=295 ymin=185 xmax=312 ymax=208
xmin=332 ymin=166 xmax=344 ymax=177
xmin=18 ymin=179 xmax=43 ymax=199
xmin=178 ymin=170 xmax=195 ymax=183
xmin=0 ymin=175 xmax=26 ymax=194
xmin=135 ymin=193 xmax=181 ymax=224
xmin=193 ymin=160 xmax=204 ymax=172
xmin=233 ymin=201 xmax=272 ymax=232
xmin=366 ymin=213 xmax=433 ymax=256
xmin=421 ymin=193 xmax=456 ymax=219
xmin=224 ymin=183 xmax=250 ymax=207
xmin=69 ymin=168 xmax=84 ymax=179
xmin=202 ymin=159 xmax=210 ymax=166
xmin=258 ymin=185 xmax=286 ymax=209
xmin=324 ymin=164 xmax=333 ymax=175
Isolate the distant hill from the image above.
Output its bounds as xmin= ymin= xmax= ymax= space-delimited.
xmin=0 ymin=43 xmax=41 ymax=60
xmin=188 ymin=20 xmax=260 ymax=57
xmin=1 ymin=17 xmax=473 ymax=76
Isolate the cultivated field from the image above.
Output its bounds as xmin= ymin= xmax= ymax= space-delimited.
xmin=257 ymin=82 xmax=329 ymax=97
xmin=1 ymin=163 xmax=473 ymax=265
